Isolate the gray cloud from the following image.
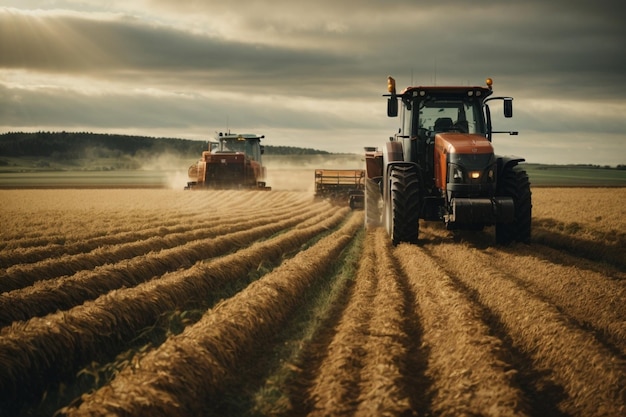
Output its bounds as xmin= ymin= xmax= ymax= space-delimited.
xmin=0 ymin=1 xmax=625 ymax=164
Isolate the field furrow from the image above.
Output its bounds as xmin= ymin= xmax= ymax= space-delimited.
xmin=533 ymin=219 xmax=626 ymax=271
xmin=1 ymin=187 xmax=624 ymax=417
xmin=353 ymin=229 xmax=417 ymax=416
xmin=0 ymin=207 xmax=353 ymax=412
xmin=0 ymin=190 xmax=311 ymax=249
xmin=395 ymin=242 xmax=531 ymax=417
xmin=0 ymin=202 xmax=335 ymax=326
xmin=0 ymin=198 xmax=313 ymax=268
xmin=487 ymin=244 xmax=626 ymax=355
xmin=0 ymin=199 xmax=316 ymax=293
xmin=305 ymin=228 xmax=417 ymax=417
xmin=64 ymin=212 xmax=363 ymax=417
xmin=425 ymin=242 xmax=626 ymax=416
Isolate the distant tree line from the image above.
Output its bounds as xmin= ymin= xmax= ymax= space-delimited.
xmin=0 ymin=131 xmax=330 ymax=158
xmin=263 ymin=145 xmax=330 ymax=155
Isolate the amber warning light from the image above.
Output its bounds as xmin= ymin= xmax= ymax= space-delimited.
xmin=387 ymin=76 xmax=396 ymax=94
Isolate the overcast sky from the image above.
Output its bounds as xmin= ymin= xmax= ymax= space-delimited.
xmin=1 ymin=0 xmax=625 ymax=165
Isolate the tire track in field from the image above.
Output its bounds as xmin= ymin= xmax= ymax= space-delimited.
xmin=306 ymin=228 xmax=421 ymax=417
xmin=485 ymin=244 xmax=626 ymax=356
xmin=425 ymin=241 xmax=626 ymax=416
xmin=64 ymin=212 xmax=363 ymax=417
xmin=0 ymin=198 xmax=316 ymax=292
xmin=533 ymin=219 xmax=626 ymax=272
xmin=0 ymin=207 xmax=353 ymax=409
xmin=0 ymin=219 xmax=213 ymax=268
xmin=0 ymin=193 xmax=312 ymax=267
xmin=0 ymin=202 xmax=333 ymax=325
xmin=394 ymin=241 xmax=531 ymax=417
xmin=0 ymin=191 xmax=311 ymax=252
xmin=0 ymin=210 xmax=186 ymax=248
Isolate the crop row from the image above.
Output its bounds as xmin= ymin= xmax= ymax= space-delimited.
xmin=64 ymin=212 xmax=364 ymax=416
xmin=0 ymin=205 xmax=354 ymax=412
xmin=0 ymin=202 xmax=336 ymax=325
xmin=0 ymin=197 xmax=319 ymax=294
xmin=421 ymin=237 xmax=625 ymax=416
xmin=0 ymin=190 xmax=308 ymax=252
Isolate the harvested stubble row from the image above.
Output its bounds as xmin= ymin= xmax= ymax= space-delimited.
xmin=395 ymin=242 xmax=531 ymax=417
xmin=0 ymin=206 xmax=351 ymax=407
xmin=0 ymin=203 xmax=332 ymax=325
xmin=0 ymin=190 xmax=309 ymax=248
xmin=425 ymin=242 xmax=626 ymax=416
xmin=532 ymin=219 xmax=626 ymax=271
xmin=307 ymin=228 xmax=413 ymax=416
xmin=0 ymin=209 xmax=182 ymax=248
xmin=0 ymin=219 xmax=214 ymax=268
xmin=0 ymin=193 xmax=312 ymax=270
xmin=0 ymin=198 xmax=317 ymax=295
xmin=0 ymin=198 xmax=303 ymax=269
xmin=65 ymin=211 xmax=364 ymax=417
xmin=487 ymin=244 xmax=626 ymax=356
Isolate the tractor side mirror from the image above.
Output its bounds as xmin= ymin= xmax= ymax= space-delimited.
xmin=504 ymin=98 xmax=513 ymax=118
xmin=387 ymin=97 xmax=398 ymax=117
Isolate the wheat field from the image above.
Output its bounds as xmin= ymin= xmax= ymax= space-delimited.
xmin=0 ymin=187 xmax=625 ymax=416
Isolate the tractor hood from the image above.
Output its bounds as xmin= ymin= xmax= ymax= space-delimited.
xmin=434 ymin=133 xmax=495 ymax=190
xmin=435 ymin=133 xmax=494 ymax=156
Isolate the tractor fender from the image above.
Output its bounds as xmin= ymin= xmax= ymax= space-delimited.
xmin=383 ymin=141 xmax=420 ymax=195
xmin=497 ymin=155 xmax=525 ymax=177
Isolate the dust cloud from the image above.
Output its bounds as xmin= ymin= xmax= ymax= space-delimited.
xmin=138 ymin=151 xmax=192 ymax=190
xmin=264 ymin=154 xmax=363 ymax=192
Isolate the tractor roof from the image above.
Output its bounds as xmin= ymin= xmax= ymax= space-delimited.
xmin=399 ymin=85 xmax=493 ymax=99
xmin=385 ymin=76 xmax=495 ymax=100
xmin=216 ymin=132 xmax=265 ymax=141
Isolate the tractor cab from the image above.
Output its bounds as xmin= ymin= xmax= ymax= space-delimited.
xmin=213 ymin=133 xmax=265 ymax=162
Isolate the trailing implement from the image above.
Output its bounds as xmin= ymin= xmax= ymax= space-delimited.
xmin=314 ymin=169 xmax=365 ymax=209
xmin=365 ymin=77 xmax=531 ymax=245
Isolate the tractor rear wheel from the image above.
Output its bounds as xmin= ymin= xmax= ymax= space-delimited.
xmin=385 ymin=165 xmax=420 ymax=245
xmin=496 ymin=165 xmax=532 ymax=244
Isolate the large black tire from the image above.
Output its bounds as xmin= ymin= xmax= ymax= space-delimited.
xmin=385 ymin=165 xmax=420 ymax=245
xmin=496 ymin=165 xmax=532 ymax=244
xmin=364 ymin=177 xmax=382 ymax=227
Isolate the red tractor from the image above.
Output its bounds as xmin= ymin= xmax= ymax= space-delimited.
xmin=185 ymin=132 xmax=270 ymax=190
xmin=365 ymin=77 xmax=531 ymax=245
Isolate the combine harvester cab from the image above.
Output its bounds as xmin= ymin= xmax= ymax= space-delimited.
xmin=185 ymin=132 xmax=271 ymax=190
xmin=314 ymin=169 xmax=365 ymax=210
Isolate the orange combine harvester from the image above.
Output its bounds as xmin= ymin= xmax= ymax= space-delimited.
xmin=185 ymin=132 xmax=270 ymax=190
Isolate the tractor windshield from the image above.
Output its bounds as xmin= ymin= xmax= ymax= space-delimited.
xmin=415 ymin=98 xmax=485 ymax=136
xmin=218 ymin=138 xmax=261 ymax=161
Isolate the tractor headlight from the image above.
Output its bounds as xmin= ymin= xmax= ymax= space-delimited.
xmin=448 ymin=164 xmax=464 ymax=183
